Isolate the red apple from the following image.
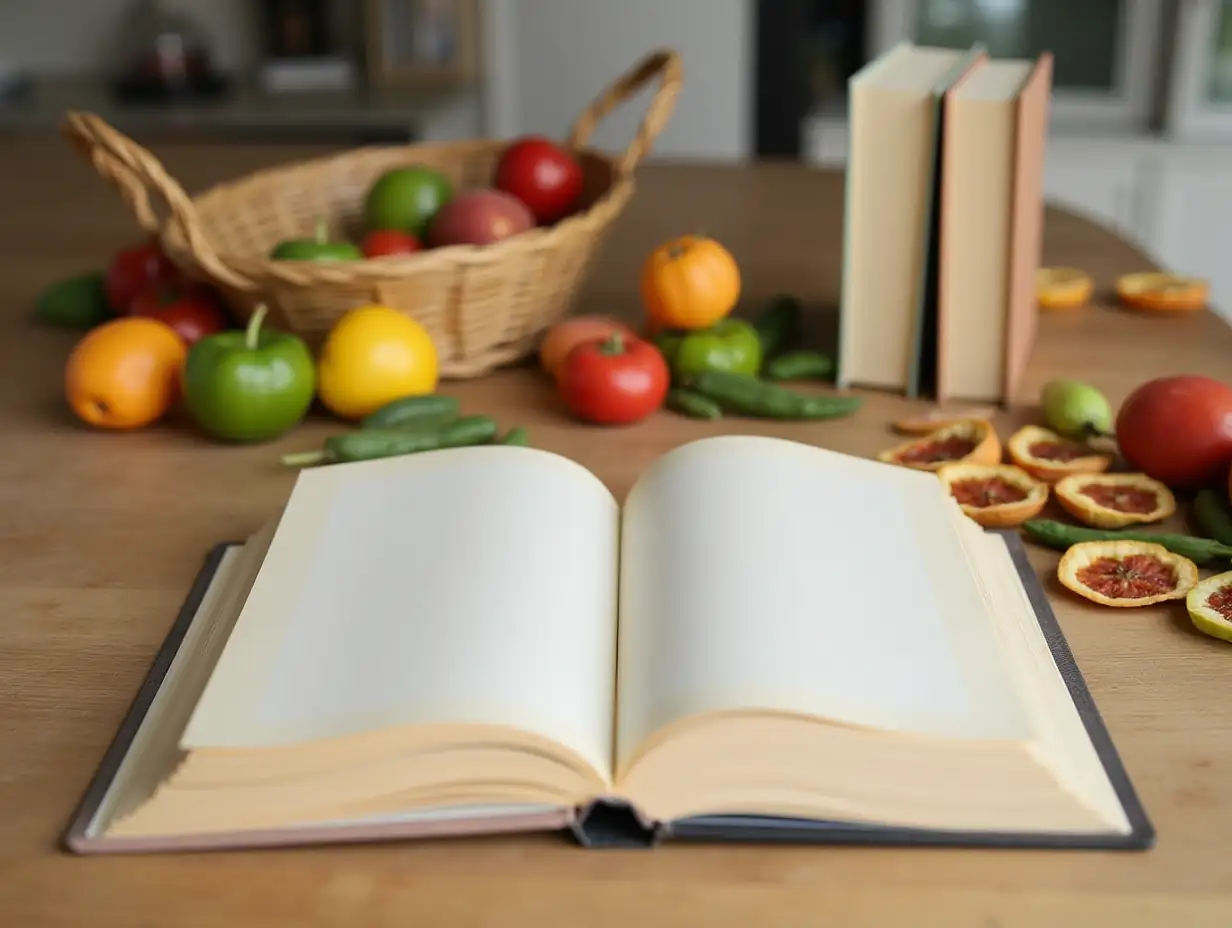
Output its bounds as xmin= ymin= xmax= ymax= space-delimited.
xmin=426 ymin=189 xmax=535 ymax=248
xmin=494 ymin=136 xmax=584 ymax=225
xmin=1115 ymin=375 xmax=1232 ymax=487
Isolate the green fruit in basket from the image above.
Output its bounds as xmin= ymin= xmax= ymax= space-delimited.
xmin=269 ymin=217 xmax=362 ymax=262
xmin=363 ymin=166 xmax=453 ymax=238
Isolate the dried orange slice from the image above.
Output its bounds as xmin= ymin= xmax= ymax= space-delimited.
xmin=1116 ymin=272 xmax=1209 ymax=313
xmin=1058 ymin=540 xmax=1198 ymax=608
xmin=1185 ymin=571 xmax=1232 ymax=643
xmin=877 ymin=419 xmax=1001 ymax=472
xmin=1037 ymin=267 xmax=1092 ymax=310
xmin=1005 ymin=424 xmax=1113 ymax=483
xmin=1054 ymin=472 xmax=1176 ymax=529
xmin=936 ymin=463 xmax=1048 ymax=528
xmin=891 ymin=407 xmax=999 ymax=434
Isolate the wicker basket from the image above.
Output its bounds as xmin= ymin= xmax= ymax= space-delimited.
xmin=61 ymin=50 xmax=682 ymax=378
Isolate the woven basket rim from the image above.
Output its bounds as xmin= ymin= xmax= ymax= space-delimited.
xmin=160 ymin=140 xmax=637 ymax=288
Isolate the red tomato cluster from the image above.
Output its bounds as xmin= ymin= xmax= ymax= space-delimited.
xmin=105 ymin=239 xmax=232 ymax=346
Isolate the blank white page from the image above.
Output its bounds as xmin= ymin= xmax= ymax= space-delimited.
xmin=183 ymin=446 xmax=621 ymax=779
xmin=615 ymin=435 xmax=1030 ymax=771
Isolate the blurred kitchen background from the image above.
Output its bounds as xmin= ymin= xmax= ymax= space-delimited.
xmin=2 ymin=1 xmax=1231 ymax=314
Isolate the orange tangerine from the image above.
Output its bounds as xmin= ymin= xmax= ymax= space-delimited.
xmin=65 ymin=317 xmax=187 ymax=429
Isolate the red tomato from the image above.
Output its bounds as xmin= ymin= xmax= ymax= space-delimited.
xmin=106 ymin=241 xmax=180 ymax=313
xmin=493 ymin=136 xmax=584 ymax=225
xmin=361 ymin=229 xmax=423 ymax=258
xmin=131 ymin=285 xmax=230 ymax=346
xmin=557 ymin=332 xmax=669 ymax=425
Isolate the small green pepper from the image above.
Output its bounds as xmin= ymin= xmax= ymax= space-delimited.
xmin=684 ymin=371 xmax=862 ymax=421
xmin=280 ymin=415 xmax=498 ymax=467
xmin=1192 ymin=489 xmax=1232 ymax=547
xmin=1021 ymin=518 xmax=1232 ymax=566
xmin=765 ymin=350 xmax=834 ymax=382
xmin=495 ymin=426 xmax=530 ymax=446
xmin=752 ymin=294 xmax=803 ymax=359
xmin=658 ymin=318 xmax=763 ymax=379
xmin=361 ymin=394 xmax=460 ymax=429
xmin=666 ymin=387 xmax=723 ymax=420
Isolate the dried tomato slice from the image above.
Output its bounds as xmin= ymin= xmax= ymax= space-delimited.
xmin=1005 ymin=424 xmax=1112 ymax=483
xmin=1186 ymin=571 xmax=1232 ymax=642
xmin=949 ymin=477 xmax=1028 ymax=507
xmin=1055 ymin=473 xmax=1176 ymax=529
xmin=900 ymin=435 xmax=976 ymax=464
xmin=1076 ymin=554 xmax=1177 ymax=599
xmin=1077 ymin=484 xmax=1160 ymax=514
xmin=1058 ymin=540 xmax=1198 ymax=608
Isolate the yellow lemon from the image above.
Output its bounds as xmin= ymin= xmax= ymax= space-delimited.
xmin=317 ymin=304 xmax=439 ymax=420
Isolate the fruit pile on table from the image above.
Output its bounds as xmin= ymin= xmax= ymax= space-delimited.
xmin=876 ymin=375 xmax=1232 ymax=645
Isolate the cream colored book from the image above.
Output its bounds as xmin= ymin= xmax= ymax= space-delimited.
xmin=65 ymin=437 xmax=1152 ymax=854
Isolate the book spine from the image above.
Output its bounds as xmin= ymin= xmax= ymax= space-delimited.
xmin=570 ymin=798 xmax=664 ymax=849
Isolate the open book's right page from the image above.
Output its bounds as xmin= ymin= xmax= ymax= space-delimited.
xmin=614 ymin=435 xmax=1032 ymax=774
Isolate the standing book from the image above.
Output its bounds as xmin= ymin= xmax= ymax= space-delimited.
xmin=64 ymin=437 xmax=1153 ymax=853
xmin=838 ymin=42 xmax=985 ymax=395
xmin=935 ymin=53 xmax=1054 ymax=404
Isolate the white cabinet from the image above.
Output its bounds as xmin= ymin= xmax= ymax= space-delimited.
xmin=1141 ymin=151 xmax=1232 ymax=320
xmin=802 ymin=115 xmax=1149 ymax=245
xmin=1041 ymin=140 xmax=1145 ymax=244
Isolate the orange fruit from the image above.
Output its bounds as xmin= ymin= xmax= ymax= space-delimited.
xmin=1115 ymin=271 xmax=1209 ymax=312
xmin=65 ymin=317 xmax=187 ymax=429
xmin=1036 ymin=267 xmax=1093 ymax=310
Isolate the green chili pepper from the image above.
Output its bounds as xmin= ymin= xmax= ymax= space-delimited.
xmin=496 ymin=426 xmax=530 ymax=446
xmin=684 ymin=371 xmax=862 ymax=421
xmin=752 ymin=294 xmax=803 ymax=359
xmin=281 ymin=415 xmax=498 ymax=467
xmin=1192 ymin=489 xmax=1232 ymax=547
xmin=667 ymin=387 xmax=723 ymax=420
xmin=765 ymin=350 xmax=834 ymax=382
xmin=1021 ymin=519 xmax=1232 ymax=566
xmin=360 ymin=394 xmax=460 ymax=429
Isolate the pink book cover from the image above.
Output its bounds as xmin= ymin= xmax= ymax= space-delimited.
xmin=1002 ymin=53 xmax=1054 ymax=405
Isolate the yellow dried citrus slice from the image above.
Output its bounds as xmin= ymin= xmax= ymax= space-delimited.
xmin=892 ymin=407 xmax=998 ymax=435
xmin=1058 ymin=540 xmax=1198 ymax=608
xmin=1037 ymin=267 xmax=1092 ymax=310
xmin=1006 ymin=424 xmax=1113 ymax=483
xmin=936 ymin=462 xmax=1048 ymax=528
xmin=1185 ymin=571 xmax=1232 ymax=643
xmin=1116 ymin=271 xmax=1209 ymax=313
xmin=877 ymin=419 xmax=1001 ymax=472
xmin=1054 ymin=472 xmax=1176 ymax=529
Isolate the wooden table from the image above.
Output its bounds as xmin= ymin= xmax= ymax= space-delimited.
xmin=1 ymin=137 xmax=1230 ymax=927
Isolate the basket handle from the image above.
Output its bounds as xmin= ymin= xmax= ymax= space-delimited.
xmin=568 ymin=48 xmax=683 ymax=175
xmin=60 ymin=110 xmax=254 ymax=291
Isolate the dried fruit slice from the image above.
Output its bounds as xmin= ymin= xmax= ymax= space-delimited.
xmin=1185 ymin=571 xmax=1232 ymax=643
xmin=877 ymin=419 xmax=1001 ymax=472
xmin=1005 ymin=424 xmax=1113 ymax=483
xmin=1037 ymin=267 xmax=1092 ymax=310
xmin=1116 ymin=271 xmax=1209 ymax=313
xmin=892 ymin=407 xmax=998 ymax=435
xmin=936 ymin=463 xmax=1048 ymax=528
xmin=1054 ymin=472 xmax=1176 ymax=529
xmin=1058 ymin=540 xmax=1198 ymax=608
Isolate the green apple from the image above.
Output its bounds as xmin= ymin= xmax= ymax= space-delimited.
xmin=269 ymin=217 xmax=362 ymax=261
xmin=182 ymin=305 xmax=316 ymax=443
xmin=363 ymin=166 xmax=453 ymax=238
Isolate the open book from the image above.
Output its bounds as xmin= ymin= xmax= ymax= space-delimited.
xmin=65 ymin=436 xmax=1152 ymax=853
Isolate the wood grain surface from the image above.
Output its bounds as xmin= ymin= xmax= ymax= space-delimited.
xmin=0 ymin=137 xmax=1229 ymax=927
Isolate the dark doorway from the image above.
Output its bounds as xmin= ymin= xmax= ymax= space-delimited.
xmin=754 ymin=1 xmax=868 ymax=159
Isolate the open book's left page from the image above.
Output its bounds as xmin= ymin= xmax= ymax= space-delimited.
xmin=182 ymin=446 xmax=622 ymax=781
